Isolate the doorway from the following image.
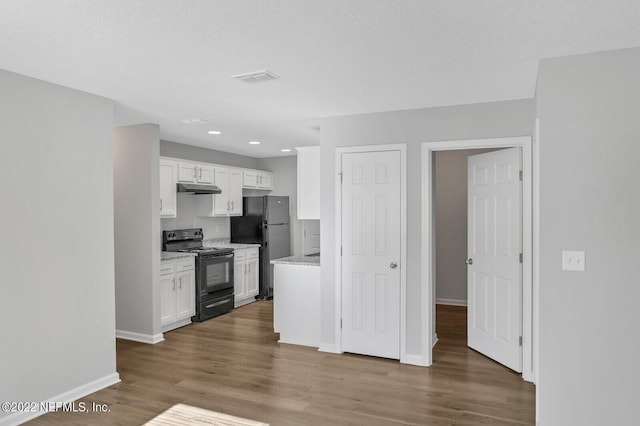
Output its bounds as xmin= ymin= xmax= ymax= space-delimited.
xmin=421 ymin=137 xmax=535 ymax=382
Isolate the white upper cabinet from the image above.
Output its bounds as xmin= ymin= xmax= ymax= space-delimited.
xmin=159 ymin=159 xmax=177 ymax=218
xmin=161 ymin=157 xmax=272 ymax=218
xmin=243 ymin=170 xmax=258 ymax=188
xmin=228 ymin=169 xmax=243 ymax=215
xmin=243 ymin=170 xmax=273 ymax=190
xmin=257 ymin=172 xmax=273 ymax=189
xmin=196 ymin=167 xmax=243 ymax=217
xmin=296 ymin=146 xmax=320 ymax=219
xmin=196 ymin=165 xmax=214 ymax=184
xmin=177 ymin=162 xmax=197 ymax=182
xmin=178 ymin=162 xmax=214 ymax=184
xmin=213 ymin=168 xmax=230 ymax=215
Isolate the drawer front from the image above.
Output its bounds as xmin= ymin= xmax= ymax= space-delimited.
xmin=245 ymin=248 xmax=259 ymax=259
xmin=176 ymin=260 xmax=194 ymax=272
xmin=160 ymin=264 xmax=175 ymax=275
xmin=199 ymin=294 xmax=234 ymax=319
xmin=233 ymin=249 xmax=246 ymax=261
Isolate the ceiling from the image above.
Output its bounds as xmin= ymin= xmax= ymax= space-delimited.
xmin=1 ymin=1 xmax=639 ymax=157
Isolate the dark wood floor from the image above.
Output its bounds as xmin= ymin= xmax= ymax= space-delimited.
xmin=29 ymin=302 xmax=535 ymax=425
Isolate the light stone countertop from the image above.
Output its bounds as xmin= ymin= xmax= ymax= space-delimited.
xmin=271 ymin=255 xmax=320 ymax=266
xmin=161 ymin=252 xmax=197 ymax=262
xmin=202 ymin=238 xmax=260 ymax=250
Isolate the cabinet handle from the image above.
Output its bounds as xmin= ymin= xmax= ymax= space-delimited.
xmin=172 ymin=279 xmax=175 ymax=290
xmin=160 ymin=199 xmax=163 ymax=211
xmin=193 ymin=168 xmax=197 ymax=178
xmin=227 ymin=201 xmax=230 ymax=210
xmin=199 ymin=168 xmax=202 ymax=178
xmin=231 ymin=200 xmax=234 ymax=210
xmin=206 ymin=299 xmax=231 ymax=308
xmin=178 ymin=276 xmax=182 ymax=289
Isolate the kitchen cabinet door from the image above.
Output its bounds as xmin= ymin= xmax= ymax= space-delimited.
xmin=159 ymin=159 xmax=177 ymax=218
xmin=160 ymin=272 xmax=176 ymax=325
xmin=228 ymin=169 xmax=243 ymax=215
xmin=176 ymin=269 xmax=195 ymax=320
xmin=234 ymin=251 xmax=246 ymax=305
xmin=257 ymin=172 xmax=273 ymax=189
xmin=246 ymin=255 xmax=260 ymax=298
xmin=177 ymin=162 xmax=197 ymax=183
xmin=196 ymin=165 xmax=214 ymax=184
xmin=213 ymin=168 xmax=230 ymax=215
xmin=243 ymin=170 xmax=258 ymax=188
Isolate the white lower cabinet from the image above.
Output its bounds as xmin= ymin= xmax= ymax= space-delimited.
xmin=234 ymin=247 xmax=260 ymax=307
xmin=160 ymin=257 xmax=195 ymax=332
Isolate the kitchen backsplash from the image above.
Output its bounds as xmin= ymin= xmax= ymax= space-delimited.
xmin=160 ymin=193 xmax=230 ymax=240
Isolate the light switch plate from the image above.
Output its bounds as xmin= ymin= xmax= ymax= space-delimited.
xmin=562 ymin=250 xmax=585 ymax=271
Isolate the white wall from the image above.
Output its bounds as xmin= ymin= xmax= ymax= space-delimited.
xmin=160 ymin=139 xmax=260 ymax=169
xmin=434 ymin=149 xmax=498 ymax=304
xmin=0 ymin=69 xmax=119 ymax=424
xmin=113 ymin=124 xmax=162 ymax=342
xmin=161 ymin=194 xmax=231 ymax=241
xmin=536 ymin=47 xmax=640 ymax=425
xmin=257 ymin=155 xmax=302 ymax=256
xmin=319 ymin=99 xmax=534 ymax=356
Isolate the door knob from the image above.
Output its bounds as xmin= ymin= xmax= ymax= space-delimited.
xmin=390 ymin=262 xmax=398 ymax=269
xmin=466 ymin=258 xmax=473 ymax=265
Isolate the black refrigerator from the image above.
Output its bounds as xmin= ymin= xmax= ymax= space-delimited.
xmin=230 ymin=196 xmax=290 ymax=299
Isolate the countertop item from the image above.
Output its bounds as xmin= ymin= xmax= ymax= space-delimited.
xmin=161 ymin=251 xmax=197 ymax=261
xmin=271 ymin=255 xmax=320 ymax=266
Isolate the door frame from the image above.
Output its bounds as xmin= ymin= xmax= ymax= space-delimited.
xmin=421 ymin=136 xmax=536 ymax=382
xmin=335 ymin=144 xmax=408 ymax=362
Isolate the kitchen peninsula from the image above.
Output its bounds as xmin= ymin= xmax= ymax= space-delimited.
xmin=271 ymin=255 xmax=320 ymax=348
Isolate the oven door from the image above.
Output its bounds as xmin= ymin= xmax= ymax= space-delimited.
xmin=198 ymin=253 xmax=234 ymax=297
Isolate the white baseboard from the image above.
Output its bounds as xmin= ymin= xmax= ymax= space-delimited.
xmin=161 ymin=318 xmax=192 ymax=334
xmin=436 ymin=298 xmax=467 ymax=306
xmin=403 ymin=353 xmax=430 ymax=367
xmin=115 ymin=329 xmax=164 ymax=344
xmin=0 ymin=373 xmax=120 ymax=426
xmin=278 ymin=338 xmax=319 ymax=348
xmin=318 ymin=344 xmax=341 ymax=354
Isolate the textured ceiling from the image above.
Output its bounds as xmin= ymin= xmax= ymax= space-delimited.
xmin=1 ymin=1 xmax=640 ymax=157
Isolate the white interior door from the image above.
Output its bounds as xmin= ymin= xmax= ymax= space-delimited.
xmin=467 ymin=147 xmax=523 ymax=372
xmin=341 ymin=150 xmax=401 ymax=359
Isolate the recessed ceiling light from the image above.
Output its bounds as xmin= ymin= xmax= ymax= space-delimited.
xmin=207 ymin=130 xmax=222 ymax=135
xmin=281 ymin=149 xmax=291 ymax=152
xmin=231 ymin=70 xmax=280 ymax=83
xmin=249 ymin=141 xmax=261 ymax=145
xmin=181 ymin=118 xmax=208 ymax=125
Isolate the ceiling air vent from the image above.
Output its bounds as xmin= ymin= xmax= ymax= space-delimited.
xmin=231 ymin=70 xmax=280 ymax=83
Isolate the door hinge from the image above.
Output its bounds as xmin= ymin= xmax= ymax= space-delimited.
xmin=519 ymin=170 xmax=523 ymax=181
xmin=519 ymin=336 xmax=523 ymax=346
xmin=339 ymin=172 xmax=343 ymax=183
xmin=340 ymin=319 xmax=343 ymax=329
xmin=340 ymin=246 xmax=343 ymax=256
xmin=519 ymin=253 xmax=523 ymax=263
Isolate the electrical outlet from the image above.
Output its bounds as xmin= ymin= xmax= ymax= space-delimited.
xmin=562 ymin=250 xmax=585 ymax=271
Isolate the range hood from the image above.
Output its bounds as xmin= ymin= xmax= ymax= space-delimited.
xmin=176 ymin=183 xmax=222 ymax=194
